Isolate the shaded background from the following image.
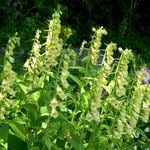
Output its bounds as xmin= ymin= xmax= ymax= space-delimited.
xmin=0 ymin=0 xmax=149 ymax=62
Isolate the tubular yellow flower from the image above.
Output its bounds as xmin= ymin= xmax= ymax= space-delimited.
xmin=51 ymin=97 xmax=58 ymax=108
xmin=51 ymin=107 xmax=58 ymax=118
xmin=56 ymin=86 xmax=67 ymax=100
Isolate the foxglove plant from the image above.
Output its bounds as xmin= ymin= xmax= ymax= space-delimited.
xmin=90 ymin=27 xmax=107 ymax=65
xmin=125 ymin=71 xmax=145 ymax=136
xmin=140 ymin=85 xmax=150 ymax=123
xmin=60 ymin=53 xmax=70 ymax=89
xmin=113 ymin=69 xmax=150 ymax=140
xmin=1 ymin=34 xmax=19 ymax=96
xmin=0 ymin=34 xmax=20 ymax=119
xmin=0 ymin=9 xmax=149 ymax=150
xmin=114 ymin=48 xmax=133 ymax=97
xmin=86 ymin=42 xmax=117 ymax=122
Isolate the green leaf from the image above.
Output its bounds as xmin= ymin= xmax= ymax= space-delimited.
xmin=8 ymin=134 xmax=27 ymax=150
xmin=135 ymin=127 xmax=150 ymax=141
xmin=23 ymin=103 xmax=38 ymax=126
xmin=98 ymin=136 xmax=108 ymax=144
xmin=81 ymin=91 xmax=90 ymax=108
xmin=38 ymin=90 xmax=50 ymax=106
xmin=29 ymin=147 xmax=41 ymax=150
xmin=32 ymin=91 xmax=41 ymax=102
xmin=0 ymin=125 xmax=9 ymax=142
xmin=40 ymin=106 xmax=49 ymax=117
xmin=69 ymin=74 xmax=83 ymax=89
xmin=11 ymin=99 xmax=20 ymax=109
xmin=107 ymin=80 xmax=115 ymax=94
xmin=9 ymin=122 xmax=26 ymax=141
xmin=43 ymin=134 xmax=51 ymax=150
xmin=38 ymin=76 xmax=45 ymax=88
xmin=70 ymin=66 xmax=85 ymax=73
xmin=18 ymin=83 xmax=28 ymax=94
xmin=11 ymin=117 xmax=26 ymax=124
xmin=70 ymin=133 xmax=84 ymax=150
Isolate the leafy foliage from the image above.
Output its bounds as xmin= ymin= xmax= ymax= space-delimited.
xmin=0 ymin=9 xmax=150 ymax=150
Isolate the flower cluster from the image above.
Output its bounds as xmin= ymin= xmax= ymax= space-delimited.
xmin=50 ymin=86 xmax=68 ymax=119
xmin=56 ymin=86 xmax=67 ymax=100
xmin=113 ymin=70 xmax=146 ymax=138
xmin=100 ymin=43 xmax=117 ymax=85
xmin=24 ymin=30 xmax=41 ymax=74
xmin=86 ymin=100 xmax=100 ymax=122
xmin=90 ymin=27 xmax=107 ymax=65
xmin=140 ymin=85 xmax=150 ymax=122
xmin=115 ymin=48 xmax=133 ymax=97
xmin=44 ymin=10 xmax=62 ymax=71
xmin=1 ymin=61 xmax=17 ymax=96
xmin=50 ymin=97 xmax=59 ymax=118
xmin=86 ymin=69 xmax=107 ymax=122
xmin=125 ymin=71 xmax=146 ymax=136
xmin=110 ymin=97 xmax=122 ymax=110
xmin=126 ymin=85 xmax=145 ymax=135
xmin=105 ymin=42 xmax=117 ymax=65
xmin=113 ymin=104 xmax=128 ymax=138
xmin=1 ymin=34 xmax=19 ymax=96
xmin=60 ymin=53 xmax=70 ymax=89
xmin=86 ymin=43 xmax=117 ymax=122
xmin=0 ymin=92 xmax=6 ymax=119
xmin=0 ymin=34 xmax=19 ymax=119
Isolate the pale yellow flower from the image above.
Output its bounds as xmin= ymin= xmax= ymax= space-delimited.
xmin=51 ymin=108 xmax=58 ymax=118
xmin=56 ymin=86 xmax=67 ymax=100
xmin=51 ymin=97 xmax=58 ymax=108
xmin=91 ymin=101 xmax=97 ymax=110
xmin=1 ymin=80 xmax=10 ymax=91
xmin=0 ymin=92 xmax=4 ymax=100
xmin=111 ymin=99 xmax=122 ymax=110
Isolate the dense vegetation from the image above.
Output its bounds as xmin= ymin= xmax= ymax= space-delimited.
xmin=0 ymin=1 xmax=150 ymax=150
